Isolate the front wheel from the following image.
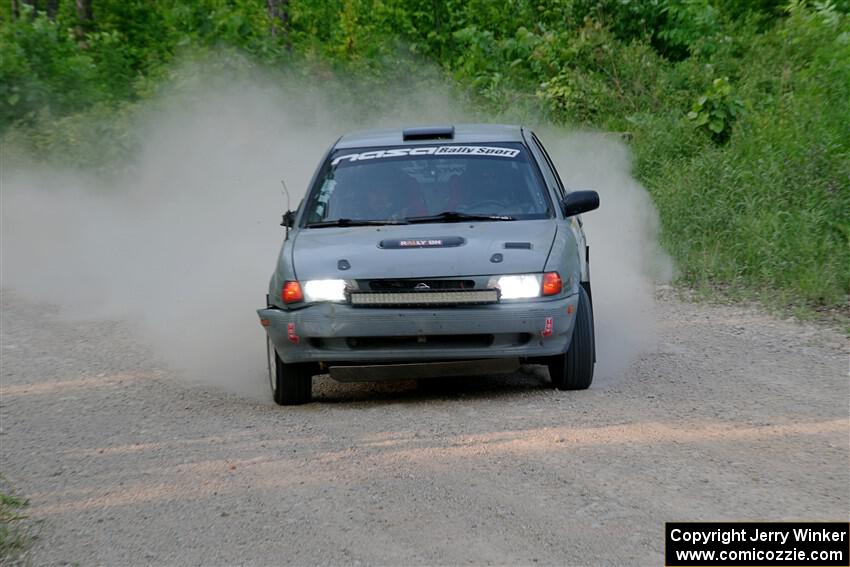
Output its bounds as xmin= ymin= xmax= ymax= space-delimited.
xmin=547 ymin=286 xmax=595 ymax=390
xmin=267 ymin=336 xmax=312 ymax=405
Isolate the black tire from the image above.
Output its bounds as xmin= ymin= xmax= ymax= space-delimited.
xmin=547 ymin=286 xmax=595 ymax=390
xmin=267 ymin=336 xmax=312 ymax=405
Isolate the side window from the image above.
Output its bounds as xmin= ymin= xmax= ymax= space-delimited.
xmin=530 ymin=132 xmax=566 ymax=200
xmin=309 ymin=177 xmax=336 ymax=222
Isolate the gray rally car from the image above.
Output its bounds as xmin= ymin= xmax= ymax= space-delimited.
xmin=258 ymin=124 xmax=600 ymax=405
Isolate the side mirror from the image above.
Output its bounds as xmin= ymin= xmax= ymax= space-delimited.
xmin=561 ymin=190 xmax=600 ymax=217
xmin=281 ymin=210 xmax=295 ymax=228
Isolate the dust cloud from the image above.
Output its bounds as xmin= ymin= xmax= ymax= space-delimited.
xmin=1 ymin=65 xmax=670 ymax=397
xmin=542 ymin=131 xmax=674 ymax=383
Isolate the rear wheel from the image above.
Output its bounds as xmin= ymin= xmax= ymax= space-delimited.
xmin=547 ymin=286 xmax=595 ymax=390
xmin=267 ymin=336 xmax=312 ymax=405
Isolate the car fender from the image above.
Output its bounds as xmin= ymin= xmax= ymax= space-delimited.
xmin=268 ymin=236 xmax=298 ymax=309
xmin=544 ymin=223 xmax=583 ymax=296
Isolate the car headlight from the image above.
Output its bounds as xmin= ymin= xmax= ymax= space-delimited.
xmin=493 ymin=274 xmax=542 ymax=299
xmin=490 ymin=273 xmax=563 ymax=299
xmin=303 ymin=279 xmax=348 ymax=302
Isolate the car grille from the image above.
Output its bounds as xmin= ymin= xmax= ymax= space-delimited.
xmin=367 ymin=279 xmax=475 ymax=291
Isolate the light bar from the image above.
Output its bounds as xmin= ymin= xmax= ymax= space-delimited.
xmin=350 ymin=290 xmax=498 ymax=306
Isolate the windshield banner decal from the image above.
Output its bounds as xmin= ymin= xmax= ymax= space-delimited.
xmin=332 ymin=146 xmax=521 ymax=166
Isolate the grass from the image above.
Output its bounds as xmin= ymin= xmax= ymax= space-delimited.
xmin=0 ymin=486 xmax=32 ymax=565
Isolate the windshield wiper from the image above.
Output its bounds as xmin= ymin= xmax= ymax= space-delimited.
xmin=405 ymin=211 xmax=514 ymax=224
xmin=306 ymin=218 xmax=409 ymax=228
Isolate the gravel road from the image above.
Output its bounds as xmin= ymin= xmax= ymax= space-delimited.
xmin=1 ymin=289 xmax=848 ymax=566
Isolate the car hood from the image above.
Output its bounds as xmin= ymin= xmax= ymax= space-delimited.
xmin=291 ymin=220 xmax=557 ymax=280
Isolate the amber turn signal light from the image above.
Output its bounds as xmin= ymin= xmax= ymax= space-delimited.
xmin=281 ymin=281 xmax=304 ymax=303
xmin=542 ymin=272 xmax=562 ymax=296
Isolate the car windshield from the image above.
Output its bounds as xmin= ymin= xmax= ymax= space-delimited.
xmin=303 ymin=143 xmax=551 ymax=225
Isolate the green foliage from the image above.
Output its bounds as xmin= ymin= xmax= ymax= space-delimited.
xmin=572 ymin=0 xmax=724 ymax=59
xmin=0 ymin=6 xmax=102 ymax=126
xmin=687 ymin=77 xmax=744 ymax=142
xmin=0 ymin=0 xmax=291 ymax=130
xmin=0 ymin=488 xmax=30 ymax=564
xmin=658 ymin=0 xmax=722 ymax=57
xmin=2 ymin=0 xmax=848 ymax=311
xmin=643 ymin=5 xmax=850 ymax=306
xmin=571 ymin=0 xmax=668 ymax=44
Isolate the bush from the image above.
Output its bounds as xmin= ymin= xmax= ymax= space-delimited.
xmin=687 ymin=77 xmax=745 ymax=143
xmin=0 ymin=7 xmax=102 ymax=127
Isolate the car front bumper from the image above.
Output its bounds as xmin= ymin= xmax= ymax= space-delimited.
xmin=258 ymin=294 xmax=579 ymax=365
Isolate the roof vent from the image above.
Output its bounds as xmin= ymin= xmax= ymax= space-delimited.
xmin=402 ymin=125 xmax=455 ymax=141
